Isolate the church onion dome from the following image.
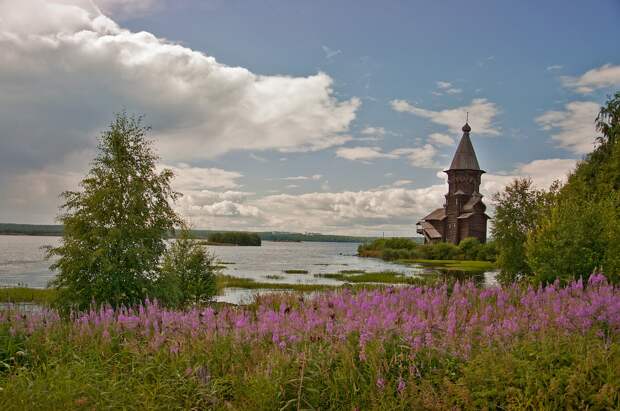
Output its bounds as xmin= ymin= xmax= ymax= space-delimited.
xmin=462 ymin=122 xmax=471 ymax=133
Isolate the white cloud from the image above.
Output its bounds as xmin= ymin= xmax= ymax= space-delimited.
xmin=335 ymin=146 xmax=396 ymax=161
xmin=428 ymin=132 xmax=454 ymax=146
xmin=535 ymin=101 xmax=600 ymax=154
xmin=358 ymin=126 xmax=399 ymax=141
xmin=166 ymin=157 xmax=577 ymax=235
xmin=0 ymin=0 xmax=361 ymax=225
xmin=0 ymin=0 xmax=360 ymax=167
xmin=164 ymin=164 xmax=243 ymax=191
xmin=391 ymin=144 xmax=438 ymax=168
xmin=252 ymin=185 xmax=446 ymax=235
xmin=199 ymin=201 xmax=261 ymax=218
xmin=391 ymin=98 xmax=500 ymax=135
xmin=482 ymin=158 xmax=578 ymax=196
xmin=359 ymin=126 xmax=386 ymax=141
xmin=561 ymin=64 xmax=620 ymax=94
xmin=433 ymin=81 xmax=461 ymax=95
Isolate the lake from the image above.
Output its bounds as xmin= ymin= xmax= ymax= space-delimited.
xmin=0 ymin=235 xmax=497 ymax=303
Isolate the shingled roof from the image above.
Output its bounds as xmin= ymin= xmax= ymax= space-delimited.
xmin=422 ymin=207 xmax=446 ymax=221
xmin=448 ymin=123 xmax=482 ymax=171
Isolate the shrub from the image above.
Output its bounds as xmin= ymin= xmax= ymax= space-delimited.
xmin=457 ymin=237 xmax=481 ymax=260
xmin=424 ymin=242 xmax=459 ymax=260
xmin=155 ymin=230 xmax=219 ymax=307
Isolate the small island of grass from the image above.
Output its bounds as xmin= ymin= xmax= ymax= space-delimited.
xmin=283 ymin=269 xmax=309 ymax=274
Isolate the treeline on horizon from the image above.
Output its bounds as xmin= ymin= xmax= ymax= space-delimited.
xmin=206 ymin=231 xmax=261 ymax=246
xmin=0 ymin=223 xmax=384 ymax=244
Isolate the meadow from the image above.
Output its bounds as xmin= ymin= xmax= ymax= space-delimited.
xmin=1 ymin=275 xmax=618 ymax=410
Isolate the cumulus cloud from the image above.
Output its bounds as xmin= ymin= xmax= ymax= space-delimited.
xmin=392 ymin=145 xmax=438 ymax=168
xmin=561 ymin=64 xmax=620 ymax=94
xmin=546 ymin=64 xmax=563 ymax=71
xmin=0 ymin=0 xmax=361 ymax=225
xmin=175 ymin=189 xmax=262 ymax=227
xmin=0 ymin=0 xmax=360 ymax=170
xmin=391 ymin=98 xmax=500 ymax=135
xmin=164 ymin=164 xmax=243 ymax=191
xmin=162 ymin=157 xmax=578 ymax=235
xmin=481 ymin=158 xmax=578 ymax=196
xmin=535 ymin=101 xmax=600 ymax=154
xmin=252 ymin=185 xmax=446 ymax=234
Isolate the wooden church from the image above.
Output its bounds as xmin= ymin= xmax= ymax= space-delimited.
xmin=416 ymin=122 xmax=489 ymax=244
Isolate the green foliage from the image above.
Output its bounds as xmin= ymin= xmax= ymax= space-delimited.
xmin=0 ymin=328 xmax=616 ymax=410
xmin=207 ymin=231 xmax=261 ymax=246
xmin=491 ymin=178 xmax=557 ymax=284
xmin=526 ymin=92 xmax=620 ymax=284
xmin=155 ymin=230 xmax=219 ymax=307
xmin=47 ymin=113 xmax=181 ymax=311
xmin=425 ymin=241 xmax=459 ymax=260
xmin=216 ymin=275 xmax=336 ymax=292
xmin=0 ymin=287 xmax=57 ymax=305
xmin=282 ymin=269 xmax=308 ymax=274
xmin=358 ymin=237 xmax=496 ymax=263
xmin=316 ymin=271 xmax=439 ymax=286
xmin=457 ymin=237 xmax=481 ymax=260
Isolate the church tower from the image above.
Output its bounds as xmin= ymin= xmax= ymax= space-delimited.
xmin=417 ymin=122 xmax=489 ymax=244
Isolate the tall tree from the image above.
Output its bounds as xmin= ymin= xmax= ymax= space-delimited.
xmin=526 ymin=92 xmax=620 ymax=284
xmin=491 ymin=178 xmax=557 ymax=283
xmin=48 ymin=113 xmax=181 ymax=310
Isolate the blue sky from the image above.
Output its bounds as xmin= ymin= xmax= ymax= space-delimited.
xmin=1 ymin=0 xmax=619 ymax=235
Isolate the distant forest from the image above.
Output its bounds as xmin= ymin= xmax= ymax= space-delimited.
xmin=0 ymin=223 xmax=386 ymax=243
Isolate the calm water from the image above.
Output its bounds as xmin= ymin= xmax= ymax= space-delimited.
xmin=0 ymin=235 xmax=497 ymax=304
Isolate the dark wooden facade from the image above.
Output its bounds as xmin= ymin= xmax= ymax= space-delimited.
xmin=416 ymin=123 xmax=489 ymax=244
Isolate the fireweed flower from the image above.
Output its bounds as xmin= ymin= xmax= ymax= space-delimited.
xmin=1 ymin=277 xmax=618 ymax=361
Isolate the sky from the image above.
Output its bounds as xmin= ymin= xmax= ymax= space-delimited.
xmin=0 ymin=0 xmax=619 ymax=236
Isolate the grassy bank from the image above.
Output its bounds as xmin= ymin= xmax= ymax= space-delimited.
xmin=401 ymin=259 xmax=496 ymax=272
xmin=216 ymin=275 xmax=336 ymax=293
xmin=358 ymin=237 xmax=497 ymax=264
xmin=1 ymin=276 xmax=618 ymax=409
xmin=316 ymin=271 xmax=437 ymax=286
xmin=0 ymin=287 xmax=57 ymax=305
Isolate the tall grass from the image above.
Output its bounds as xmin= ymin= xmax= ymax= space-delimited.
xmin=1 ymin=275 xmax=618 ymax=409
